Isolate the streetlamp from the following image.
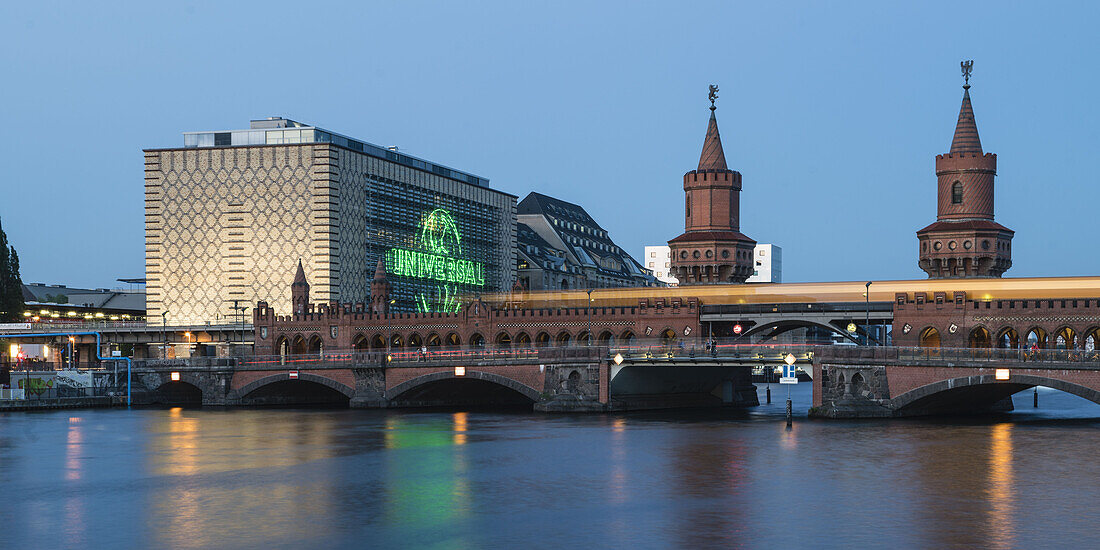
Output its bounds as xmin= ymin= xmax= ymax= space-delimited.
xmin=784 ymin=352 xmax=796 ymax=426
xmin=586 ymin=289 xmax=593 ymax=347
xmin=161 ymin=309 xmax=168 ymax=359
xmin=385 ymin=298 xmax=396 ymax=353
xmin=864 ymin=281 xmax=872 ymax=346
xmin=68 ymin=335 xmax=74 ymax=368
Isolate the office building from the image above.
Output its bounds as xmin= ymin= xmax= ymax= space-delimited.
xmin=144 ymin=117 xmax=516 ymax=323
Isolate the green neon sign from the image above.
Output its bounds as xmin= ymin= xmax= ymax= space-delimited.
xmin=386 ymin=248 xmax=485 ymax=286
xmin=386 ymin=208 xmax=485 ymax=313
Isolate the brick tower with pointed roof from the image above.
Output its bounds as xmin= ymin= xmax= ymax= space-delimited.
xmin=668 ymin=88 xmax=756 ymax=284
xmin=917 ymin=62 xmax=1013 ymax=278
xmin=370 ymin=258 xmax=391 ymax=315
xmin=291 ymin=259 xmax=309 ymax=314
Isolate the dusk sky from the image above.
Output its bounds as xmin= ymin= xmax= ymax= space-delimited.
xmin=2 ymin=1 xmax=1097 ymax=289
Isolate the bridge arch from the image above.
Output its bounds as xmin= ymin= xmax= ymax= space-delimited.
xmin=741 ymin=319 xmax=861 ymax=344
xmin=387 ymin=370 xmax=541 ymax=404
xmin=445 ymin=332 xmax=461 ymax=348
xmin=891 ymin=374 xmax=1100 ymax=415
xmin=919 ymin=326 xmax=941 ymax=348
xmin=968 ymin=326 xmax=992 ymax=348
xmin=1025 ymin=327 xmax=1047 ymax=348
xmin=535 ymin=332 xmax=551 ymax=347
xmin=352 ymin=333 xmax=369 ymax=351
xmin=996 ymin=327 xmax=1019 ymax=349
xmin=234 ymin=372 xmax=355 ymax=402
xmin=148 ymin=373 xmax=205 ymax=405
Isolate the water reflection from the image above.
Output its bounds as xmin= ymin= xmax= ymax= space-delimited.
xmin=669 ymin=425 xmax=749 ymax=548
xmin=988 ymin=423 xmax=1015 ymax=550
xmin=145 ymin=410 xmax=342 ymax=549
xmin=63 ymin=417 xmax=86 ymax=547
xmin=382 ymin=413 xmax=473 ymax=548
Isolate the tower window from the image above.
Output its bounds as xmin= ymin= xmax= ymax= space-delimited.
xmin=951 ymin=181 xmax=963 ymax=204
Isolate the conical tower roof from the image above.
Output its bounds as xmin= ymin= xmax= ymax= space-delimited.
xmin=373 ymin=258 xmax=387 ymax=281
xmin=697 ymin=108 xmax=728 ymax=171
xmin=949 ymin=86 xmax=983 ymax=154
xmin=292 ymin=259 xmax=308 ymax=287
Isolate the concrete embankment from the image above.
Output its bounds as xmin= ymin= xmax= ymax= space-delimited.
xmin=0 ymin=397 xmax=123 ymax=411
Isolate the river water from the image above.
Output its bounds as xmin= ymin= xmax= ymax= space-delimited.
xmin=1 ymin=384 xmax=1098 ymax=549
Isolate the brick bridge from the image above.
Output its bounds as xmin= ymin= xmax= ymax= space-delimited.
xmin=812 ymin=346 xmax=1100 ymax=417
xmin=126 ymin=342 xmax=815 ymax=411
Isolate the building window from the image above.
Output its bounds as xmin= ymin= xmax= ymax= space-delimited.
xmin=664 ymin=262 xmax=669 ymax=268
xmin=650 ymin=252 xmax=655 ymax=258
xmin=759 ymin=249 xmax=765 ymax=256
xmin=649 ymin=262 xmax=655 ymax=267
xmin=952 ymin=181 xmax=963 ymax=204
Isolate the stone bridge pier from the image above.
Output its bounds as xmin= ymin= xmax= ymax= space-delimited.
xmin=810 ymin=347 xmax=1100 ymax=418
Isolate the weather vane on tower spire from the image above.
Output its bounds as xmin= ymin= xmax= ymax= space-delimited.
xmin=961 ymin=60 xmax=973 ymax=89
xmin=708 ymin=84 xmax=719 ymax=111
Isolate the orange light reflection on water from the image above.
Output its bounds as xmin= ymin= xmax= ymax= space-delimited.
xmin=988 ymin=422 xmax=1015 ymax=550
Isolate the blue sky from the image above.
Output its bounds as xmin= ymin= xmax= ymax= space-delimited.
xmin=1 ymin=1 xmax=1097 ymax=288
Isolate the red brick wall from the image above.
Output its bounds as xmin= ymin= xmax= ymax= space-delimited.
xmin=231 ymin=368 xmax=356 ymax=391
xmin=385 ymin=364 xmax=545 ymax=392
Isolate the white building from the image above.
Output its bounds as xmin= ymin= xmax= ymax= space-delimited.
xmin=643 ymin=245 xmax=678 ymax=285
xmin=644 ymin=243 xmax=781 ymax=284
xmin=746 ymin=244 xmax=782 ymax=283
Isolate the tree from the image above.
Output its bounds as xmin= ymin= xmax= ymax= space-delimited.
xmin=0 ymin=217 xmax=24 ymax=322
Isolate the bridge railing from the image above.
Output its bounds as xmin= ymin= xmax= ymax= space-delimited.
xmin=817 ymin=345 xmax=1100 ymax=365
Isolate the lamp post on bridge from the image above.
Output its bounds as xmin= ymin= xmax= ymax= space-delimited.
xmin=586 ymin=289 xmax=593 ymax=347
xmin=865 ymin=281 xmax=872 ymax=346
xmin=161 ymin=309 xmax=168 ymax=359
xmin=783 ymin=352 xmax=797 ymax=427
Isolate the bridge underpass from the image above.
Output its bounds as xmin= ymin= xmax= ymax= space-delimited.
xmin=701 ymin=301 xmax=894 ymax=345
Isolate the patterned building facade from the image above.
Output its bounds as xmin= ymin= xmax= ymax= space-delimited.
xmin=145 ymin=118 xmax=516 ymax=325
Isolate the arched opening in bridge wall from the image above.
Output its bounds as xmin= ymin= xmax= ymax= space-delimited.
xmin=659 ymin=328 xmax=676 ymax=345
xmin=292 ymin=336 xmax=307 ymax=355
xmin=535 ymin=332 xmax=551 ymax=347
xmin=426 ymin=333 xmax=441 ymax=348
xmin=276 ymin=337 xmax=289 ymax=357
xmin=445 ymin=332 xmax=461 ymax=348
xmin=390 ymin=334 xmax=405 ymax=349
xmin=308 ymin=335 xmax=323 ymax=355
xmin=968 ymin=327 xmax=992 ymax=348
xmin=1054 ymin=327 xmax=1076 ymax=350
xmin=388 ymin=372 xmax=538 ymax=409
xmin=371 ymin=334 xmax=385 ymax=349
xmin=151 ymin=381 xmax=203 ymax=406
xmin=919 ymin=327 xmax=941 ymax=348
xmin=555 ymin=331 xmax=571 ymax=346
xmin=237 ymin=375 xmax=352 ymax=407
xmin=353 ymin=334 xmax=369 ymax=352
xmin=495 ymin=332 xmax=512 ymax=348
xmin=1026 ymin=328 xmax=1047 ymax=349
xmin=566 ymin=370 xmax=581 ymax=392
xmin=620 ymin=330 xmax=635 ymax=345
xmin=577 ymin=331 xmax=591 ymax=346
xmin=597 ymin=331 xmax=614 ymax=346
xmin=469 ymin=333 xmax=484 ymax=348
xmin=1085 ymin=328 xmax=1100 ymax=352
xmin=997 ymin=328 xmax=1019 ymax=349
xmin=408 ymin=333 xmax=423 ymax=350
xmin=850 ymin=372 xmax=869 ymax=399
xmin=514 ymin=332 xmax=531 ymax=346
xmin=892 ymin=375 xmax=1100 ymax=417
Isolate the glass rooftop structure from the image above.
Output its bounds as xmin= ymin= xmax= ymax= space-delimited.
xmin=182 ymin=117 xmax=489 ymax=187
